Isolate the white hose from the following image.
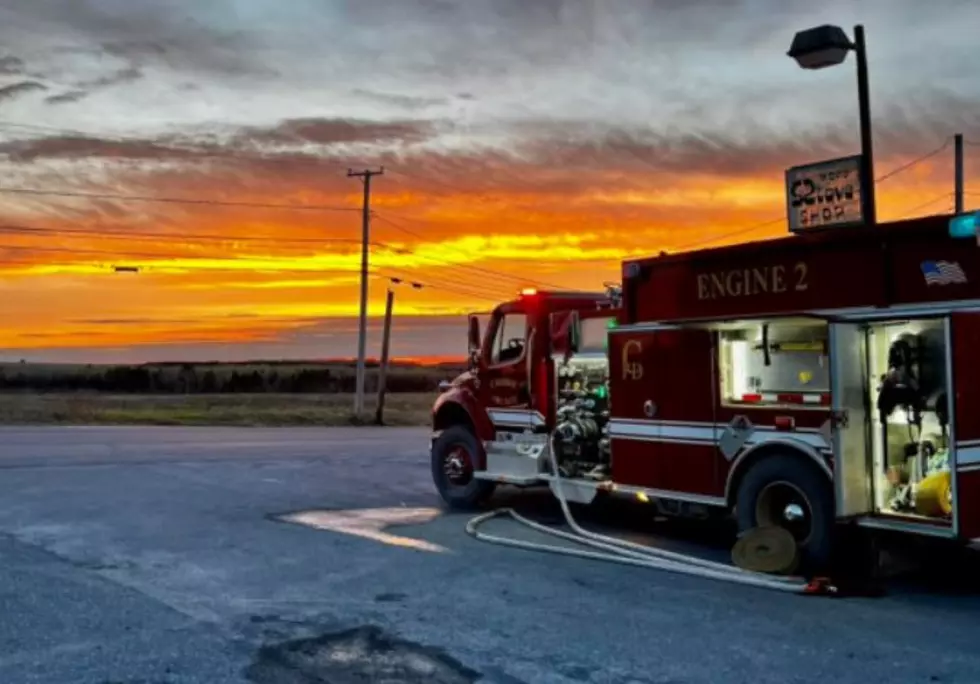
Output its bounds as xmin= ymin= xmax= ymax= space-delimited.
xmin=465 ymin=440 xmax=819 ymax=594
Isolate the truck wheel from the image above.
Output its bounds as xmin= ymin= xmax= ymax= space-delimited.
xmin=431 ymin=425 xmax=496 ymax=510
xmin=735 ymin=454 xmax=834 ymax=573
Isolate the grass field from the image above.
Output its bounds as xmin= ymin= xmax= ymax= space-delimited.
xmin=0 ymin=359 xmax=464 ymax=395
xmin=0 ymin=392 xmax=437 ymax=427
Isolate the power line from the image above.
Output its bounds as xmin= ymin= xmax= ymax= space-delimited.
xmin=892 ymin=192 xmax=953 ymax=217
xmin=377 ymin=267 xmax=501 ymax=305
xmin=670 ymin=218 xmax=785 ymax=253
xmin=0 ymin=243 xmax=500 ymax=305
xmin=671 ymin=138 xmax=956 ymax=254
xmin=371 ymin=212 xmax=569 ymax=290
xmin=875 ymin=138 xmax=952 ymax=184
xmin=0 ymin=242 xmax=374 ymax=264
xmin=0 ymin=186 xmax=361 ymax=212
xmin=0 ymin=223 xmax=386 ymax=248
xmin=0 ymin=223 xmax=529 ymax=296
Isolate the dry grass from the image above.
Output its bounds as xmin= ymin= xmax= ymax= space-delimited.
xmin=0 ymin=392 xmax=437 ymax=427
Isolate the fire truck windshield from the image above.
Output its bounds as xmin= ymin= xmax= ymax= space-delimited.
xmin=579 ymin=317 xmax=615 ymax=353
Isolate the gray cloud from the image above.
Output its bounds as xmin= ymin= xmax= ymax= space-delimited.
xmin=43 ymin=66 xmax=144 ymax=105
xmin=77 ymin=65 xmax=143 ymax=89
xmin=45 ymin=90 xmax=87 ymax=105
xmin=0 ymin=0 xmax=271 ymax=78
xmin=0 ymin=80 xmax=46 ymax=102
xmin=351 ymin=88 xmax=449 ymax=110
xmin=0 ymin=134 xmax=204 ymax=162
xmin=0 ymin=54 xmax=23 ymax=74
xmin=3 ymin=90 xmax=978 ymax=203
xmin=233 ymin=118 xmax=438 ymax=148
xmin=0 ymin=115 xmax=439 ymax=162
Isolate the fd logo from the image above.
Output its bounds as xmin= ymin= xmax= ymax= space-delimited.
xmin=621 ymin=339 xmax=643 ymax=380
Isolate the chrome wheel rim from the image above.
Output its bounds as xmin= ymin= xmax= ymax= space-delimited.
xmin=755 ymin=481 xmax=813 ymax=546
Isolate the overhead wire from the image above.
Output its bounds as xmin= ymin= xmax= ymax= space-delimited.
xmin=0 ymin=222 xmax=521 ymax=298
xmin=0 ymin=243 xmax=385 ymax=273
xmin=670 ymin=137 xmax=958 ymax=253
xmin=0 ymin=142 xmax=548 ymax=293
xmin=371 ymin=212 xmax=570 ymax=291
xmin=0 ymin=186 xmax=361 ymax=212
xmin=874 ymin=137 xmax=952 ymax=184
xmin=892 ymin=192 xmax=954 ymax=218
xmin=377 ymin=268 xmax=501 ymax=306
xmin=2 ymin=122 xmax=962 ymax=294
xmin=0 ymin=223 xmax=388 ymax=249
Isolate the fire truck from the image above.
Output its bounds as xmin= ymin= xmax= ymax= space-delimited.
xmin=429 ymin=212 xmax=980 ymax=572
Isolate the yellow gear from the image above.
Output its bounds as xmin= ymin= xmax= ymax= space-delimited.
xmin=915 ymin=470 xmax=953 ymax=517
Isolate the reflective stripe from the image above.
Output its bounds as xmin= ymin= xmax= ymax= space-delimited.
xmin=738 ymin=392 xmax=829 ymax=405
xmin=608 ymin=418 xmax=831 ymax=451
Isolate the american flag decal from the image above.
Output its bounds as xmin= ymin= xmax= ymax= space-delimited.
xmin=920 ymin=260 xmax=967 ymax=286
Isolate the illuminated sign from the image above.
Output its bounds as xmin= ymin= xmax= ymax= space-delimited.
xmin=785 ymin=155 xmax=865 ymax=233
xmin=696 ymin=263 xmax=809 ymax=301
xmin=948 ymin=212 xmax=980 ymax=239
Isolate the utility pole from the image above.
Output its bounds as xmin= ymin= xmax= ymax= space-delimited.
xmin=374 ymin=287 xmax=395 ymax=425
xmin=374 ymin=278 xmax=422 ymax=426
xmin=347 ymin=166 xmax=384 ymax=416
xmin=954 ymin=133 xmax=965 ymax=214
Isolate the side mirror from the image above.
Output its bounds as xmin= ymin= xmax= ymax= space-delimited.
xmin=566 ymin=311 xmax=581 ymax=356
xmin=467 ymin=315 xmax=481 ymax=353
xmin=467 ymin=315 xmax=482 ymax=370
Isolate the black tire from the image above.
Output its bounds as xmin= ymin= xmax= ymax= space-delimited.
xmin=431 ymin=425 xmax=496 ymax=510
xmin=735 ymin=453 xmax=835 ymax=574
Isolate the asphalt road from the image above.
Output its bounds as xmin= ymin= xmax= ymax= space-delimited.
xmin=1 ymin=426 xmax=979 ymax=684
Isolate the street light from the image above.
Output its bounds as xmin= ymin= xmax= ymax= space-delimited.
xmin=788 ymin=24 xmax=876 ymax=226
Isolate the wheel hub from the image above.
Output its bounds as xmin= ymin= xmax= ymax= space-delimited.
xmin=783 ymin=503 xmax=806 ymax=523
xmin=756 ymin=481 xmax=813 ymax=547
xmin=443 ymin=446 xmax=472 ymax=485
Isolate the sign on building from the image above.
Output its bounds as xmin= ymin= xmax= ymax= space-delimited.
xmin=785 ymin=155 xmax=865 ymax=233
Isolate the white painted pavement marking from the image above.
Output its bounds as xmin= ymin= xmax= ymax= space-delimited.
xmin=279 ymin=507 xmax=447 ymax=553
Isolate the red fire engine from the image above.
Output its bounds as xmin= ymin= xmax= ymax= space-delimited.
xmin=430 ymin=212 xmax=980 ymax=572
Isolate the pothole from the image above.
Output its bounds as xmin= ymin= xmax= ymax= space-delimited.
xmin=245 ymin=625 xmax=482 ymax=683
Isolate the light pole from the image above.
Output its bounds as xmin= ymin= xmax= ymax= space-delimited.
xmin=788 ymin=24 xmax=876 ymax=227
xmin=374 ymin=277 xmax=423 ymax=425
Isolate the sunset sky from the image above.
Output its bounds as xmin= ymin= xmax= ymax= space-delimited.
xmin=1 ymin=0 xmax=980 ymax=362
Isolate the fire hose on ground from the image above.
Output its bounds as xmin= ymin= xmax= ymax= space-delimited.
xmin=464 ymin=441 xmax=839 ymax=596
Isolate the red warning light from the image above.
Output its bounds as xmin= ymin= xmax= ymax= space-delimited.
xmin=520 ymin=288 xmax=538 ymax=296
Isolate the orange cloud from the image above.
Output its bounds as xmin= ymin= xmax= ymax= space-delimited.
xmin=1 ymin=118 xmax=978 ymax=358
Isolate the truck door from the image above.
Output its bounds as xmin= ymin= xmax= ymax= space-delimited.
xmin=829 ymin=322 xmax=874 ymax=517
xmin=479 ymin=301 xmax=539 ymax=431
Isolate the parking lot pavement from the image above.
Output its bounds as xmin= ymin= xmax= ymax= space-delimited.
xmin=1 ymin=425 xmax=980 ymax=683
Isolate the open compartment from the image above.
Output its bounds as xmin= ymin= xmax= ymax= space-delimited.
xmin=717 ymin=317 xmax=830 ymax=410
xmin=867 ymin=318 xmax=954 ymax=525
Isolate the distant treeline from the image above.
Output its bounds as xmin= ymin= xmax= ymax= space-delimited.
xmin=0 ymin=361 xmax=467 ymax=394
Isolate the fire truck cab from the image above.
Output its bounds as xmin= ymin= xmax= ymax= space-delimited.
xmin=430 ymin=212 xmax=980 ymax=571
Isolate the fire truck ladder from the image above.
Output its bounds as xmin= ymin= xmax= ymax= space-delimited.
xmin=465 ymin=440 xmax=836 ymax=595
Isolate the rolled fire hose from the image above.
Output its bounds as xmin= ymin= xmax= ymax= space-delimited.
xmin=915 ymin=470 xmax=953 ymax=517
xmin=465 ymin=440 xmax=824 ymax=594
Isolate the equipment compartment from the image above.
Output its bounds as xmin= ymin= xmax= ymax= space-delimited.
xmin=867 ymin=319 xmax=954 ymax=524
xmin=718 ymin=318 xmax=830 ymax=409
